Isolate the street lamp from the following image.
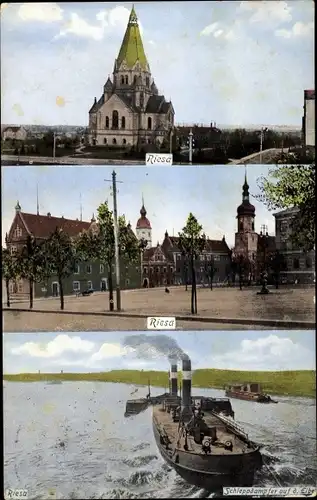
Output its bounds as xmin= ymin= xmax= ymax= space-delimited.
xmin=257 ymin=230 xmax=270 ymax=295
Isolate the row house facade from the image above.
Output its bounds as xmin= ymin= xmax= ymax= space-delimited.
xmin=274 ymin=207 xmax=315 ymax=284
xmin=141 ymin=231 xmax=231 ymax=288
xmin=5 ymin=203 xmax=141 ymax=299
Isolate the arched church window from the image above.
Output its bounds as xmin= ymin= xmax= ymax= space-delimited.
xmin=121 ymin=116 xmax=126 ymax=129
xmin=133 ymin=75 xmax=137 ymax=84
xmin=140 ymin=93 xmax=144 ymax=108
xmin=146 ymin=77 xmax=150 ymax=87
xmin=252 ymin=221 xmax=254 ymax=231
xmin=105 ymin=116 xmax=109 ymax=129
xmin=121 ymin=76 xmax=124 ymax=84
xmin=125 ymin=75 xmax=128 ymax=84
xmin=123 ymin=138 xmax=126 ymax=144
xmin=239 ymin=221 xmax=244 ymax=231
xmin=147 ymin=117 xmax=152 ymax=130
xmin=293 ymin=258 xmax=300 ymax=269
xmin=113 ymin=138 xmax=117 ymax=145
xmin=104 ymin=138 xmax=107 ymax=144
xmin=112 ymin=110 xmax=119 ymax=129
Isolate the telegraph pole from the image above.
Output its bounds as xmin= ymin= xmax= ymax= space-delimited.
xmin=53 ymin=132 xmax=57 ymax=161
xmin=259 ymin=127 xmax=263 ymax=164
xmin=112 ymin=170 xmax=121 ymax=311
xmin=188 ymin=129 xmax=193 ymax=165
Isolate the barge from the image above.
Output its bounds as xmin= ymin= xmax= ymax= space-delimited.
xmin=225 ymin=383 xmax=278 ymax=403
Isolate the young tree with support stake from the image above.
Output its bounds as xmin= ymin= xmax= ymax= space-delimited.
xmin=43 ymin=228 xmax=78 ymax=310
xmin=2 ymin=248 xmax=18 ymax=308
xmin=230 ymin=251 xmax=250 ymax=290
xmin=178 ymin=213 xmax=207 ymax=314
xmin=204 ymin=255 xmax=217 ymax=290
xmin=15 ymin=235 xmax=47 ymax=309
xmin=75 ymin=202 xmax=139 ymax=312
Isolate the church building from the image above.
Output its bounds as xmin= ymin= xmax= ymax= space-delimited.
xmin=234 ymin=173 xmax=258 ymax=263
xmin=88 ymin=6 xmax=174 ymax=150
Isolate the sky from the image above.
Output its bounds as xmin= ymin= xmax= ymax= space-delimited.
xmin=3 ymin=330 xmax=316 ymax=374
xmin=1 ymin=1 xmax=314 ymax=127
xmin=2 ymin=165 xmax=278 ymax=247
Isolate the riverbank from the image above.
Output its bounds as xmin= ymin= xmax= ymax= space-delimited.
xmin=3 ymin=368 xmax=316 ymax=398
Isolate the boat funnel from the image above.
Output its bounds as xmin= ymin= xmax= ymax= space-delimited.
xmin=170 ymin=361 xmax=178 ymax=396
xmin=181 ymin=357 xmax=193 ymax=421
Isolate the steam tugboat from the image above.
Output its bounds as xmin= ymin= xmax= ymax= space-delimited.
xmin=125 ymin=360 xmax=263 ymax=489
xmin=225 ymin=383 xmax=278 ymax=404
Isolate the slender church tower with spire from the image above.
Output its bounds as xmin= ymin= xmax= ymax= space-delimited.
xmin=136 ymin=198 xmax=152 ymax=248
xmin=234 ymin=171 xmax=258 ymax=261
xmin=88 ymin=5 xmax=174 ymax=149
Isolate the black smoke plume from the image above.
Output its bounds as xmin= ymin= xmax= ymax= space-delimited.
xmin=122 ymin=334 xmax=189 ymax=362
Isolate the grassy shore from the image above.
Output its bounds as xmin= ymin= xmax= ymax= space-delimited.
xmin=3 ymin=369 xmax=316 ymax=398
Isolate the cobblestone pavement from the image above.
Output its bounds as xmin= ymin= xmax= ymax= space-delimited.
xmin=3 ymin=286 xmax=315 ymax=332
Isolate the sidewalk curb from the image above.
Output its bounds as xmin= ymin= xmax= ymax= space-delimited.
xmin=3 ymin=308 xmax=315 ymax=329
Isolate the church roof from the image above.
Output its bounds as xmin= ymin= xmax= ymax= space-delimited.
xmin=136 ymin=202 xmax=151 ymax=229
xmin=116 ymin=6 xmax=149 ymax=70
xmin=89 ymin=93 xmax=172 ymax=116
xmin=237 ymin=173 xmax=255 ymax=217
xmin=104 ymin=77 xmax=113 ymax=92
xmin=89 ymin=95 xmax=104 ymax=114
xmin=145 ymin=95 xmax=171 ymax=114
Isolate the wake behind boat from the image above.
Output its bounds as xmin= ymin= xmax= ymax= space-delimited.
xmin=125 ymin=360 xmax=262 ymax=489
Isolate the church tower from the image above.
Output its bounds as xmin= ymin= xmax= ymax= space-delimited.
xmin=136 ymin=198 xmax=152 ymax=248
xmin=234 ymin=171 xmax=258 ymax=260
xmin=113 ymin=6 xmax=153 ymax=110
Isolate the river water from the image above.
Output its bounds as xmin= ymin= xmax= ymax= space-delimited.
xmin=4 ymin=382 xmax=316 ymax=499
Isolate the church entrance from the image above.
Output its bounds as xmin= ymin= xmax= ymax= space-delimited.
xmin=143 ymin=278 xmax=149 ymax=288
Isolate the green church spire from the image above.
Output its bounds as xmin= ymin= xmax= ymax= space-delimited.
xmin=116 ymin=6 xmax=149 ymax=70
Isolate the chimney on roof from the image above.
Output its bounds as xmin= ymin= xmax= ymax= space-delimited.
xmin=222 ymin=235 xmax=225 ymax=241
xmin=94 ymin=97 xmax=97 ymax=104
xmin=47 ymin=212 xmax=51 ymax=217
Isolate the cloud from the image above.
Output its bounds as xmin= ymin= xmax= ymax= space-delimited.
xmin=11 ymin=334 xmax=95 ymax=358
xmin=17 ymin=3 xmax=63 ymax=23
xmin=56 ymin=12 xmax=106 ymax=41
xmin=56 ymin=6 xmax=143 ymax=41
xmin=90 ymin=343 xmax=132 ymax=363
xmin=239 ymin=1 xmax=292 ymax=24
xmin=210 ymin=335 xmax=315 ymax=371
xmin=275 ymin=21 xmax=314 ymax=39
xmin=200 ymin=21 xmax=236 ymax=40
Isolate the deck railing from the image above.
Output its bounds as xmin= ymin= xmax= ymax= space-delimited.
xmin=212 ymin=411 xmax=249 ymax=440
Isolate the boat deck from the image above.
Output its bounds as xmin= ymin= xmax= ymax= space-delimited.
xmin=153 ymin=406 xmax=254 ymax=456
